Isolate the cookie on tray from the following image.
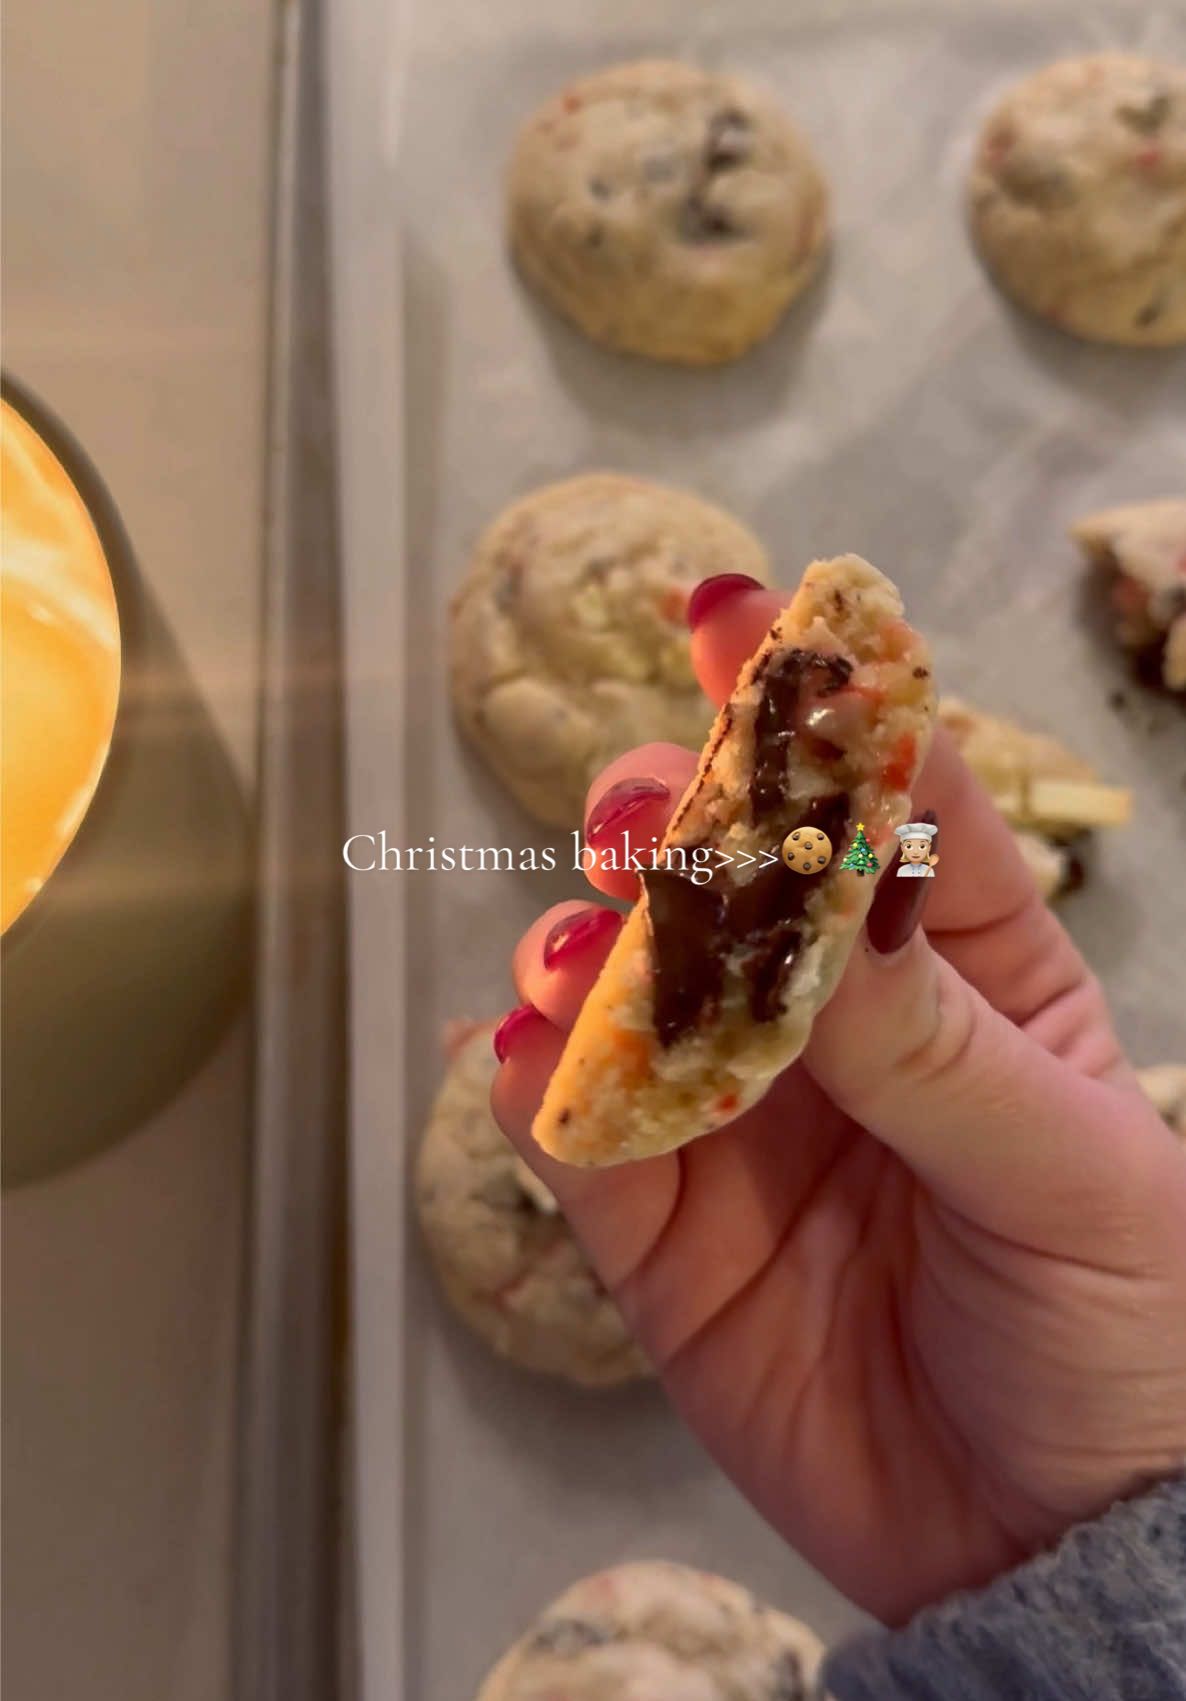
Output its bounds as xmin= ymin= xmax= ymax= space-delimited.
xmin=533 ymin=555 xmax=935 ymax=1168
xmin=476 ymin=1561 xmax=829 ymax=1701
xmin=415 ymin=1025 xmax=649 ymax=1387
xmin=968 ymin=54 xmax=1186 ymax=346
xmin=450 ymin=473 xmax=771 ymax=827
xmin=1138 ymin=1065 xmax=1186 ymax=1139
xmin=938 ymin=697 xmax=1132 ymax=901
xmin=1071 ymin=498 xmax=1186 ymax=694
xmin=507 ymin=60 xmax=830 ymax=365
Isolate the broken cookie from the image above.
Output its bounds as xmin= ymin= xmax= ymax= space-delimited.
xmin=1071 ymin=498 xmax=1186 ymax=695
xmin=938 ymin=697 xmax=1132 ymax=901
xmin=533 ymin=554 xmax=935 ymax=1167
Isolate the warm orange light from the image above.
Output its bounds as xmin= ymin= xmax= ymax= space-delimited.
xmin=1 ymin=400 xmax=122 ymax=933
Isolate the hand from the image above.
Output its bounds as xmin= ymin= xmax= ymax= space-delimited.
xmin=491 ymin=580 xmax=1186 ymax=1626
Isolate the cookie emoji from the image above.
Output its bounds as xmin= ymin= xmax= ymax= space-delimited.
xmin=507 ymin=60 xmax=830 ymax=365
xmin=414 ymin=1026 xmax=649 ymax=1386
xmin=450 ymin=474 xmax=771 ymax=827
xmin=1071 ymin=499 xmax=1186 ymax=694
xmin=938 ymin=697 xmax=1132 ymax=901
xmin=968 ymin=55 xmax=1186 ymax=345
xmin=782 ymin=825 xmax=833 ymax=874
xmin=475 ymin=1561 xmax=829 ymax=1701
xmin=532 ymin=555 xmax=935 ymax=1167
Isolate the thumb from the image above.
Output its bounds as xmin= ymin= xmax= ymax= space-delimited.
xmin=805 ymin=897 xmax=1163 ymax=1258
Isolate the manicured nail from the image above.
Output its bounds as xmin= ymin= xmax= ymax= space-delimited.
xmin=866 ymin=810 xmax=938 ymax=955
xmin=686 ymin=573 xmax=765 ymax=633
xmin=492 ymin=1003 xmax=541 ymax=1063
xmin=586 ymin=777 xmax=670 ymax=847
xmin=543 ymin=905 xmax=621 ymax=970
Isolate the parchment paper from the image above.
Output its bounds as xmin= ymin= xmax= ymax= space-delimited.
xmin=377 ymin=1 xmax=1184 ymax=1692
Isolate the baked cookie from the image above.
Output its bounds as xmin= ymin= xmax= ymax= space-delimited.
xmin=968 ymin=55 xmax=1186 ymax=346
xmin=1138 ymin=1065 xmax=1186 ymax=1138
xmin=533 ymin=555 xmax=935 ymax=1167
xmin=450 ymin=474 xmax=771 ymax=827
xmin=938 ymin=697 xmax=1132 ymax=900
xmin=476 ymin=1561 xmax=829 ymax=1701
xmin=1071 ymin=499 xmax=1186 ymax=693
xmin=415 ymin=1026 xmax=648 ymax=1386
xmin=507 ymin=60 xmax=829 ymax=365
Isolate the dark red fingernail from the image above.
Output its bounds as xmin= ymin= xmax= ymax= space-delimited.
xmin=686 ymin=573 xmax=765 ymax=633
xmin=586 ymin=777 xmax=670 ymax=848
xmin=543 ymin=905 xmax=621 ymax=969
xmin=866 ymin=829 xmax=935 ymax=957
xmin=492 ymin=1003 xmax=541 ymax=1062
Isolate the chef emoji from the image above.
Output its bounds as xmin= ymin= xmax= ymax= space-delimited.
xmin=894 ymin=818 xmax=939 ymax=878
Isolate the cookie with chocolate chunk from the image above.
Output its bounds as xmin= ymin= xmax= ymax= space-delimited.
xmin=969 ymin=55 xmax=1186 ymax=345
xmin=450 ymin=474 xmax=771 ymax=828
xmin=533 ymin=555 xmax=935 ymax=1168
xmin=938 ymin=697 xmax=1132 ymax=901
xmin=476 ymin=1561 xmax=829 ymax=1701
xmin=1071 ymin=499 xmax=1186 ymax=694
xmin=507 ymin=61 xmax=829 ymax=365
xmin=415 ymin=1026 xmax=648 ymax=1386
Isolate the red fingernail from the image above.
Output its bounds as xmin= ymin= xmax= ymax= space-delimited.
xmin=492 ymin=1003 xmax=541 ymax=1062
xmin=543 ymin=905 xmax=621 ymax=969
xmin=866 ymin=810 xmax=938 ymax=955
xmin=586 ymin=777 xmax=670 ymax=848
xmin=686 ymin=573 xmax=765 ymax=633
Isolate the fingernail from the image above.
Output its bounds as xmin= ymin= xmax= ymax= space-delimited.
xmin=492 ymin=1003 xmax=541 ymax=1063
xmin=686 ymin=573 xmax=765 ymax=633
xmin=586 ymin=777 xmax=670 ymax=847
xmin=543 ymin=905 xmax=621 ymax=969
xmin=866 ymin=853 xmax=931 ymax=956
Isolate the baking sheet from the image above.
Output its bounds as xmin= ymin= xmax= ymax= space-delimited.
xmin=331 ymin=1 xmax=1186 ymax=1696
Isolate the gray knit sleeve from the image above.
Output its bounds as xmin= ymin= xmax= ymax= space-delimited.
xmin=823 ymin=1476 xmax=1186 ymax=1701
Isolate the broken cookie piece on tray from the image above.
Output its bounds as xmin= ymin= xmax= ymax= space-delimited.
xmin=937 ymin=697 xmax=1133 ymax=901
xmin=532 ymin=554 xmax=935 ymax=1168
xmin=1071 ymin=499 xmax=1186 ymax=695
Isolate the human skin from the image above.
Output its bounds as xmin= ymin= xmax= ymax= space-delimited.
xmin=491 ymin=580 xmax=1186 ymax=1627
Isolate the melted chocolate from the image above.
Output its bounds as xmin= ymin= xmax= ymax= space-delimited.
xmin=643 ymin=792 xmax=850 ymax=1046
xmin=643 ymin=869 xmax=727 ymax=1047
xmin=749 ymin=649 xmax=852 ymax=820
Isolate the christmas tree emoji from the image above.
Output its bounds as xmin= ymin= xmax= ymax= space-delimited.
xmin=839 ymin=822 xmax=879 ymax=877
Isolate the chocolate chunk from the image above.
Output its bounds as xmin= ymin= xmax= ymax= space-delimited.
xmin=643 ymin=869 xmax=728 ymax=1046
xmin=735 ymin=793 xmax=850 ymax=1022
xmin=678 ymin=193 xmax=741 ymax=244
xmin=529 ymin=1617 xmax=613 ymax=1657
xmin=705 ymin=107 xmax=752 ymax=170
xmin=1118 ymin=91 xmax=1171 ymax=134
xmin=749 ymin=650 xmax=853 ymax=820
xmin=766 ymin=1648 xmax=809 ymax=1700
xmin=1135 ymin=294 xmax=1165 ymax=328
xmin=1057 ymin=831 xmax=1090 ymax=898
xmin=644 ymin=792 xmax=850 ymax=1044
xmin=588 ymin=177 xmax=612 ymax=199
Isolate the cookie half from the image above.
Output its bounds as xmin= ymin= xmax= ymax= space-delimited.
xmin=476 ymin=1561 xmax=829 ymax=1701
xmin=968 ymin=54 xmax=1186 ymax=346
xmin=1071 ymin=499 xmax=1186 ymax=693
xmin=450 ymin=474 xmax=771 ymax=827
xmin=938 ymin=697 xmax=1132 ymax=901
xmin=533 ymin=555 xmax=935 ymax=1167
xmin=508 ymin=60 xmax=830 ymax=365
xmin=415 ymin=1026 xmax=649 ymax=1386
